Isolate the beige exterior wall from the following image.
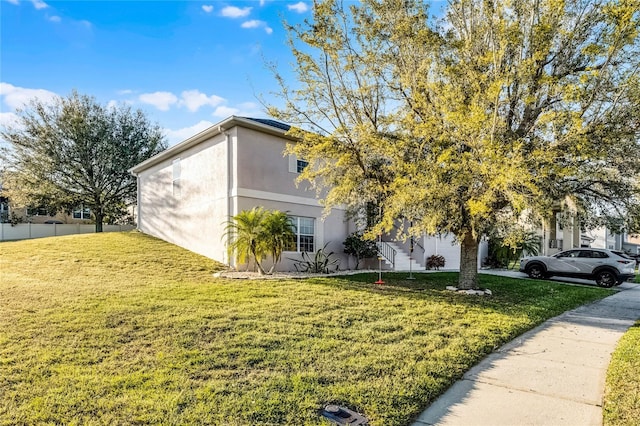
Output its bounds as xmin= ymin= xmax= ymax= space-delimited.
xmin=235 ymin=126 xmax=313 ymax=197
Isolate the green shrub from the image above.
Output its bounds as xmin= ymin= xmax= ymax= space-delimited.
xmin=426 ymin=254 xmax=445 ymax=270
xmin=291 ymin=243 xmax=340 ymax=273
xmin=343 ymin=232 xmax=378 ymax=270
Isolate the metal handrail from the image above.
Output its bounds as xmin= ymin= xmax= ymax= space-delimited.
xmin=376 ymin=241 xmax=396 ymax=267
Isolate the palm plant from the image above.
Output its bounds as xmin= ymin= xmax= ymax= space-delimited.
xmin=261 ymin=211 xmax=295 ymax=274
xmin=225 ymin=207 xmax=268 ymax=274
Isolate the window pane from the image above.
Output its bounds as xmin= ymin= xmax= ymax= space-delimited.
xmin=300 ymin=235 xmax=314 ymax=252
xmin=296 ymin=160 xmax=308 ymax=173
xmin=299 ymin=217 xmax=314 ymax=235
xmin=286 ymin=216 xmax=315 ymax=252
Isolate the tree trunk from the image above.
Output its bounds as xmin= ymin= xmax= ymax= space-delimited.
xmin=251 ymin=249 xmax=267 ymax=275
xmin=458 ymin=232 xmax=479 ymax=289
xmin=95 ymin=213 xmax=104 ymax=233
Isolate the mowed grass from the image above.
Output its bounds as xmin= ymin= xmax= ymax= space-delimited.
xmin=604 ymin=320 xmax=640 ymax=425
xmin=0 ymin=232 xmax=613 ymax=425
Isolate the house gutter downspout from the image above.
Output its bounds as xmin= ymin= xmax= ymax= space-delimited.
xmin=136 ymin=175 xmax=141 ymax=231
xmin=220 ymin=125 xmax=233 ymax=267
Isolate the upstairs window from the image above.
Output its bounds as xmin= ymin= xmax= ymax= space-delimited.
xmin=296 ymin=159 xmax=308 ymax=173
xmin=73 ymin=206 xmax=91 ymax=220
xmin=27 ymin=206 xmax=49 ymax=216
xmin=288 ymin=154 xmax=308 ymax=174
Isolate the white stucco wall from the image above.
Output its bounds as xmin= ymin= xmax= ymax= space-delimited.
xmin=421 ymin=234 xmax=488 ymax=270
xmin=137 ymin=131 xmax=231 ymax=262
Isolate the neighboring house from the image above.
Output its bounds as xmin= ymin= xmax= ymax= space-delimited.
xmin=130 ymin=116 xmax=485 ymax=272
xmin=535 ymin=207 xmax=636 ymax=255
xmin=0 ymin=203 xmax=93 ymax=225
xmin=622 ymin=233 xmax=640 ymax=255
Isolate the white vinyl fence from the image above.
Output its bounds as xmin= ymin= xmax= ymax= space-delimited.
xmin=0 ymin=223 xmax=135 ymax=241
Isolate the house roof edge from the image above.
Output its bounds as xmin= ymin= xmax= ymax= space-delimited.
xmin=129 ymin=116 xmax=294 ymax=175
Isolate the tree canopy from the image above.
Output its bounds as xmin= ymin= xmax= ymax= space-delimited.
xmin=1 ymin=91 xmax=166 ymax=231
xmin=270 ymin=0 xmax=640 ymax=289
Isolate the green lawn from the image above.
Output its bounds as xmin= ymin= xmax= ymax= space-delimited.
xmin=0 ymin=232 xmax=613 ymax=425
xmin=604 ymin=320 xmax=640 ymax=425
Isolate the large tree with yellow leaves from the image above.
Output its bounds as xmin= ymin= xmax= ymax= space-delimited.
xmin=271 ymin=0 xmax=640 ymax=289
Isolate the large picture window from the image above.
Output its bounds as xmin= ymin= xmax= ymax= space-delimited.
xmin=287 ymin=216 xmax=315 ymax=252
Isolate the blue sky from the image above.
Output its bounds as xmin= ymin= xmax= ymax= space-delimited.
xmin=0 ymin=0 xmax=313 ymax=145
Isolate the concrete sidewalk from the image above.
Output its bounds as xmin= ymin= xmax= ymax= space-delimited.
xmin=413 ymin=282 xmax=640 ymax=426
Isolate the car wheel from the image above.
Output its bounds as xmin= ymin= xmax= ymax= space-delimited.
xmin=526 ymin=263 xmax=546 ymax=279
xmin=595 ymin=270 xmax=617 ymax=288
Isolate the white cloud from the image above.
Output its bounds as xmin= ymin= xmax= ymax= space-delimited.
xmin=106 ymin=100 xmax=118 ymax=110
xmin=238 ymin=101 xmax=260 ymax=110
xmin=179 ymin=90 xmax=225 ymax=112
xmin=241 ymin=20 xmax=262 ymax=29
xmin=212 ymin=102 xmax=262 ymax=118
xmin=165 ymin=120 xmax=214 ymax=146
xmin=30 ymin=0 xmax=48 ymax=10
xmin=202 ymin=5 xmax=213 ymax=13
xmin=117 ymin=89 xmax=134 ymax=95
xmin=288 ymin=2 xmax=309 ymax=13
xmin=0 ymin=82 xmax=58 ymax=110
xmin=48 ymin=15 xmax=61 ymax=23
xmin=212 ymin=106 xmax=240 ymax=118
xmin=241 ymin=20 xmax=273 ymax=34
xmin=138 ymin=91 xmax=178 ymax=111
xmin=6 ymin=0 xmax=20 ymax=5
xmin=0 ymin=112 xmax=20 ymax=129
xmin=221 ymin=6 xmax=252 ymax=18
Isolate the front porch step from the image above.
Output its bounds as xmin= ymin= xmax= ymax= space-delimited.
xmin=383 ymin=242 xmax=422 ymax=271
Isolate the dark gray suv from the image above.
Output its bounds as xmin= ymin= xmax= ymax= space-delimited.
xmin=519 ymin=248 xmax=636 ymax=287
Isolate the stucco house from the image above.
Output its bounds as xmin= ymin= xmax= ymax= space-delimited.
xmin=129 ymin=116 xmax=356 ymax=271
xmin=129 ymin=116 xmax=485 ymax=272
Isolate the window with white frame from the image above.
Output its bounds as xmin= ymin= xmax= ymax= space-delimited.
xmin=288 ymin=154 xmax=308 ymax=174
xmin=287 ymin=216 xmax=315 ymax=252
xmin=296 ymin=159 xmax=308 ymax=173
xmin=73 ymin=205 xmax=91 ymax=219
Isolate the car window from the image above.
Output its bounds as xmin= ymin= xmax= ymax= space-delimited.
xmin=612 ymin=250 xmax=631 ymax=259
xmin=556 ymin=250 xmax=580 ymax=258
xmin=591 ymin=251 xmax=609 ymax=259
xmin=578 ymin=251 xmax=593 ymax=258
